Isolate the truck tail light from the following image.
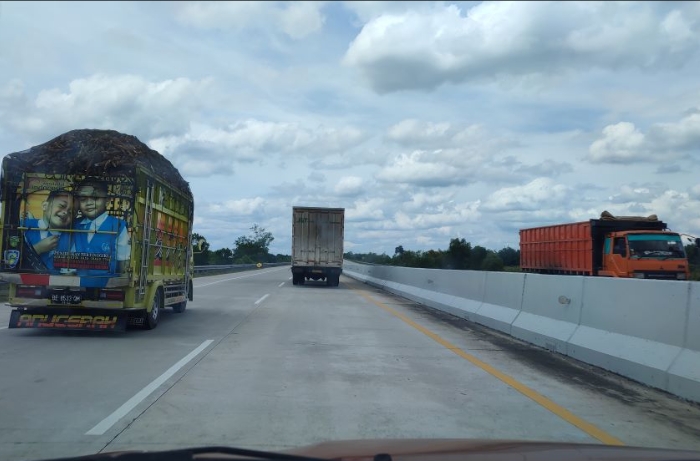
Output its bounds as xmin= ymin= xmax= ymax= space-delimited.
xmin=99 ymin=290 xmax=125 ymax=301
xmin=16 ymin=285 xmax=45 ymax=298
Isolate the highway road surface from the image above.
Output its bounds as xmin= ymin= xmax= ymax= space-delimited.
xmin=1 ymin=267 xmax=699 ymax=461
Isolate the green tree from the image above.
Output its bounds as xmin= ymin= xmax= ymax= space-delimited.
xmin=393 ymin=249 xmax=419 ymax=267
xmin=233 ymin=224 xmax=274 ymax=262
xmin=419 ymin=249 xmax=444 ymax=268
xmin=212 ymin=247 xmax=233 ymax=264
xmin=192 ymin=233 xmax=210 ymax=265
xmin=482 ymin=252 xmax=505 ymax=271
xmin=447 ymin=238 xmax=471 ymax=269
xmin=497 ymin=247 xmax=520 ymax=267
xmin=469 ymin=245 xmax=488 ymax=270
xmin=275 ymin=254 xmax=292 ymax=263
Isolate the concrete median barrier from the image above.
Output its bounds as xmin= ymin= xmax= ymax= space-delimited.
xmin=344 ymin=262 xmax=485 ymax=321
xmin=566 ymin=277 xmax=688 ymax=391
xmin=511 ymin=273 xmax=584 ymax=355
xmin=472 ymin=272 xmax=525 ymax=335
xmin=666 ymin=282 xmax=700 ymax=402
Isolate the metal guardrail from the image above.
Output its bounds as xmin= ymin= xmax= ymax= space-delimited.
xmin=193 ymin=262 xmax=289 ymax=274
xmin=0 ymin=263 xmax=290 ymax=285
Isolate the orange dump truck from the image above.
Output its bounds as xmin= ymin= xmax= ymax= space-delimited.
xmin=520 ymin=213 xmax=690 ymax=280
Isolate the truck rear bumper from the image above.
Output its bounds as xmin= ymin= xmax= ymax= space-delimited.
xmin=291 ymin=266 xmax=343 ymax=276
xmin=8 ymin=307 xmax=145 ymax=331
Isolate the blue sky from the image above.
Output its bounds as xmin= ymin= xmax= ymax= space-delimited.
xmin=1 ymin=1 xmax=699 ymax=255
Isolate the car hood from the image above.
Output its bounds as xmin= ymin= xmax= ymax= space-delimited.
xmin=281 ymin=439 xmax=700 ymax=461
xmin=39 ymin=439 xmax=700 ymax=461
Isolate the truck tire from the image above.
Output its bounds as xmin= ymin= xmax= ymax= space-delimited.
xmin=292 ymin=274 xmax=299 ymax=285
xmin=144 ymin=288 xmax=162 ymax=330
xmin=298 ymin=276 xmax=305 ymax=285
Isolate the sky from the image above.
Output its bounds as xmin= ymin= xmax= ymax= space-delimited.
xmin=1 ymin=1 xmax=699 ymax=256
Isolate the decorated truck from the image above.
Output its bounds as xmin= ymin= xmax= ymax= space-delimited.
xmin=0 ymin=129 xmax=195 ymax=331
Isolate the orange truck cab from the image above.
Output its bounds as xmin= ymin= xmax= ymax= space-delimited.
xmin=599 ymin=230 xmax=689 ymax=280
xmin=520 ymin=213 xmax=690 ymax=280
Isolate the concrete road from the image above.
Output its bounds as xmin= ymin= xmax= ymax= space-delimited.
xmin=1 ymin=267 xmax=699 ymax=461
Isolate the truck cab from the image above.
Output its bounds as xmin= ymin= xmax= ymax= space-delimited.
xmin=600 ymin=231 xmax=689 ymax=280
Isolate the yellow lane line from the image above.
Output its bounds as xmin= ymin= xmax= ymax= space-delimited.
xmin=352 ymin=287 xmax=625 ymax=446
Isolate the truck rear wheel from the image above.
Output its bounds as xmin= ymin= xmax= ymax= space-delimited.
xmin=144 ymin=288 xmax=162 ymax=330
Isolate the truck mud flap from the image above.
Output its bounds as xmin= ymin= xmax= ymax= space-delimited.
xmin=9 ymin=308 xmax=128 ymax=332
xmin=127 ymin=311 xmax=147 ymax=328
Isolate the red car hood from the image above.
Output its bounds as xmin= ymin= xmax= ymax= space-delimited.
xmin=280 ymin=439 xmax=700 ymax=461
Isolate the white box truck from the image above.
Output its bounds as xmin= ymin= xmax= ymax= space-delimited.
xmin=291 ymin=206 xmax=344 ymax=287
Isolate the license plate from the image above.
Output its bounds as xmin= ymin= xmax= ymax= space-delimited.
xmin=312 ymin=270 xmax=323 ymax=273
xmin=51 ymin=292 xmax=82 ymax=305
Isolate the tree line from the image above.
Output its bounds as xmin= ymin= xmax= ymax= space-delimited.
xmin=344 ymin=238 xmax=520 ymax=272
xmin=188 ymin=225 xmax=700 ymax=278
xmin=192 ymin=224 xmax=291 ymax=265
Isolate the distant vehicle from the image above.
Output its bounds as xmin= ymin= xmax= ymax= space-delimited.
xmin=291 ymin=206 xmax=344 ymax=287
xmin=519 ymin=211 xmax=690 ymax=280
xmin=0 ymin=129 xmax=195 ymax=331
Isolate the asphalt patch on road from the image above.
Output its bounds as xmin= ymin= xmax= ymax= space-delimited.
xmin=351 ymin=279 xmax=700 ymax=441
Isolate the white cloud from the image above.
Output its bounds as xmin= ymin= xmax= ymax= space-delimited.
xmin=175 ymin=1 xmax=326 ymax=39
xmin=341 ymin=1 xmax=435 ymax=24
xmin=334 ymin=176 xmax=365 ymax=196
xmin=392 ymin=201 xmax=481 ymax=230
xmin=0 ymin=75 xmax=214 ymax=142
xmin=151 ymin=120 xmax=366 ymax=176
xmin=376 ymin=151 xmax=466 ymax=187
xmin=516 ymin=159 xmax=574 ymax=177
xmin=385 ymin=120 xmax=519 ymax=159
xmin=588 ymin=110 xmax=700 ymax=163
xmin=402 ymin=191 xmax=456 ymax=213
xmin=346 ymin=198 xmax=386 ymax=222
xmin=281 ymin=2 xmax=326 ymax=39
xmin=648 ymin=112 xmax=700 ymax=150
xmin=481 ymin=177 xmax=572 ymax=213
xmin=387 ymin=119 xmax=452 ymax=146
xmin=607 ymin=184 xmax=666 ymax=204
xmin=343 ymin=2 xmax=700 ymax=93
xmin=588 ymin=122 xmax=648 ymax=163
xmin=205 ymin=197 xmax=266 ymax=216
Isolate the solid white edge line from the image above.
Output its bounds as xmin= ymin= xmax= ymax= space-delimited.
xmin=278 ymin=282 xmax=284 ymax=287
xmin=85 ymin=339 xmax=214 ymax=436
xmin=254 ymin=294 xmax=270 ymax=305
